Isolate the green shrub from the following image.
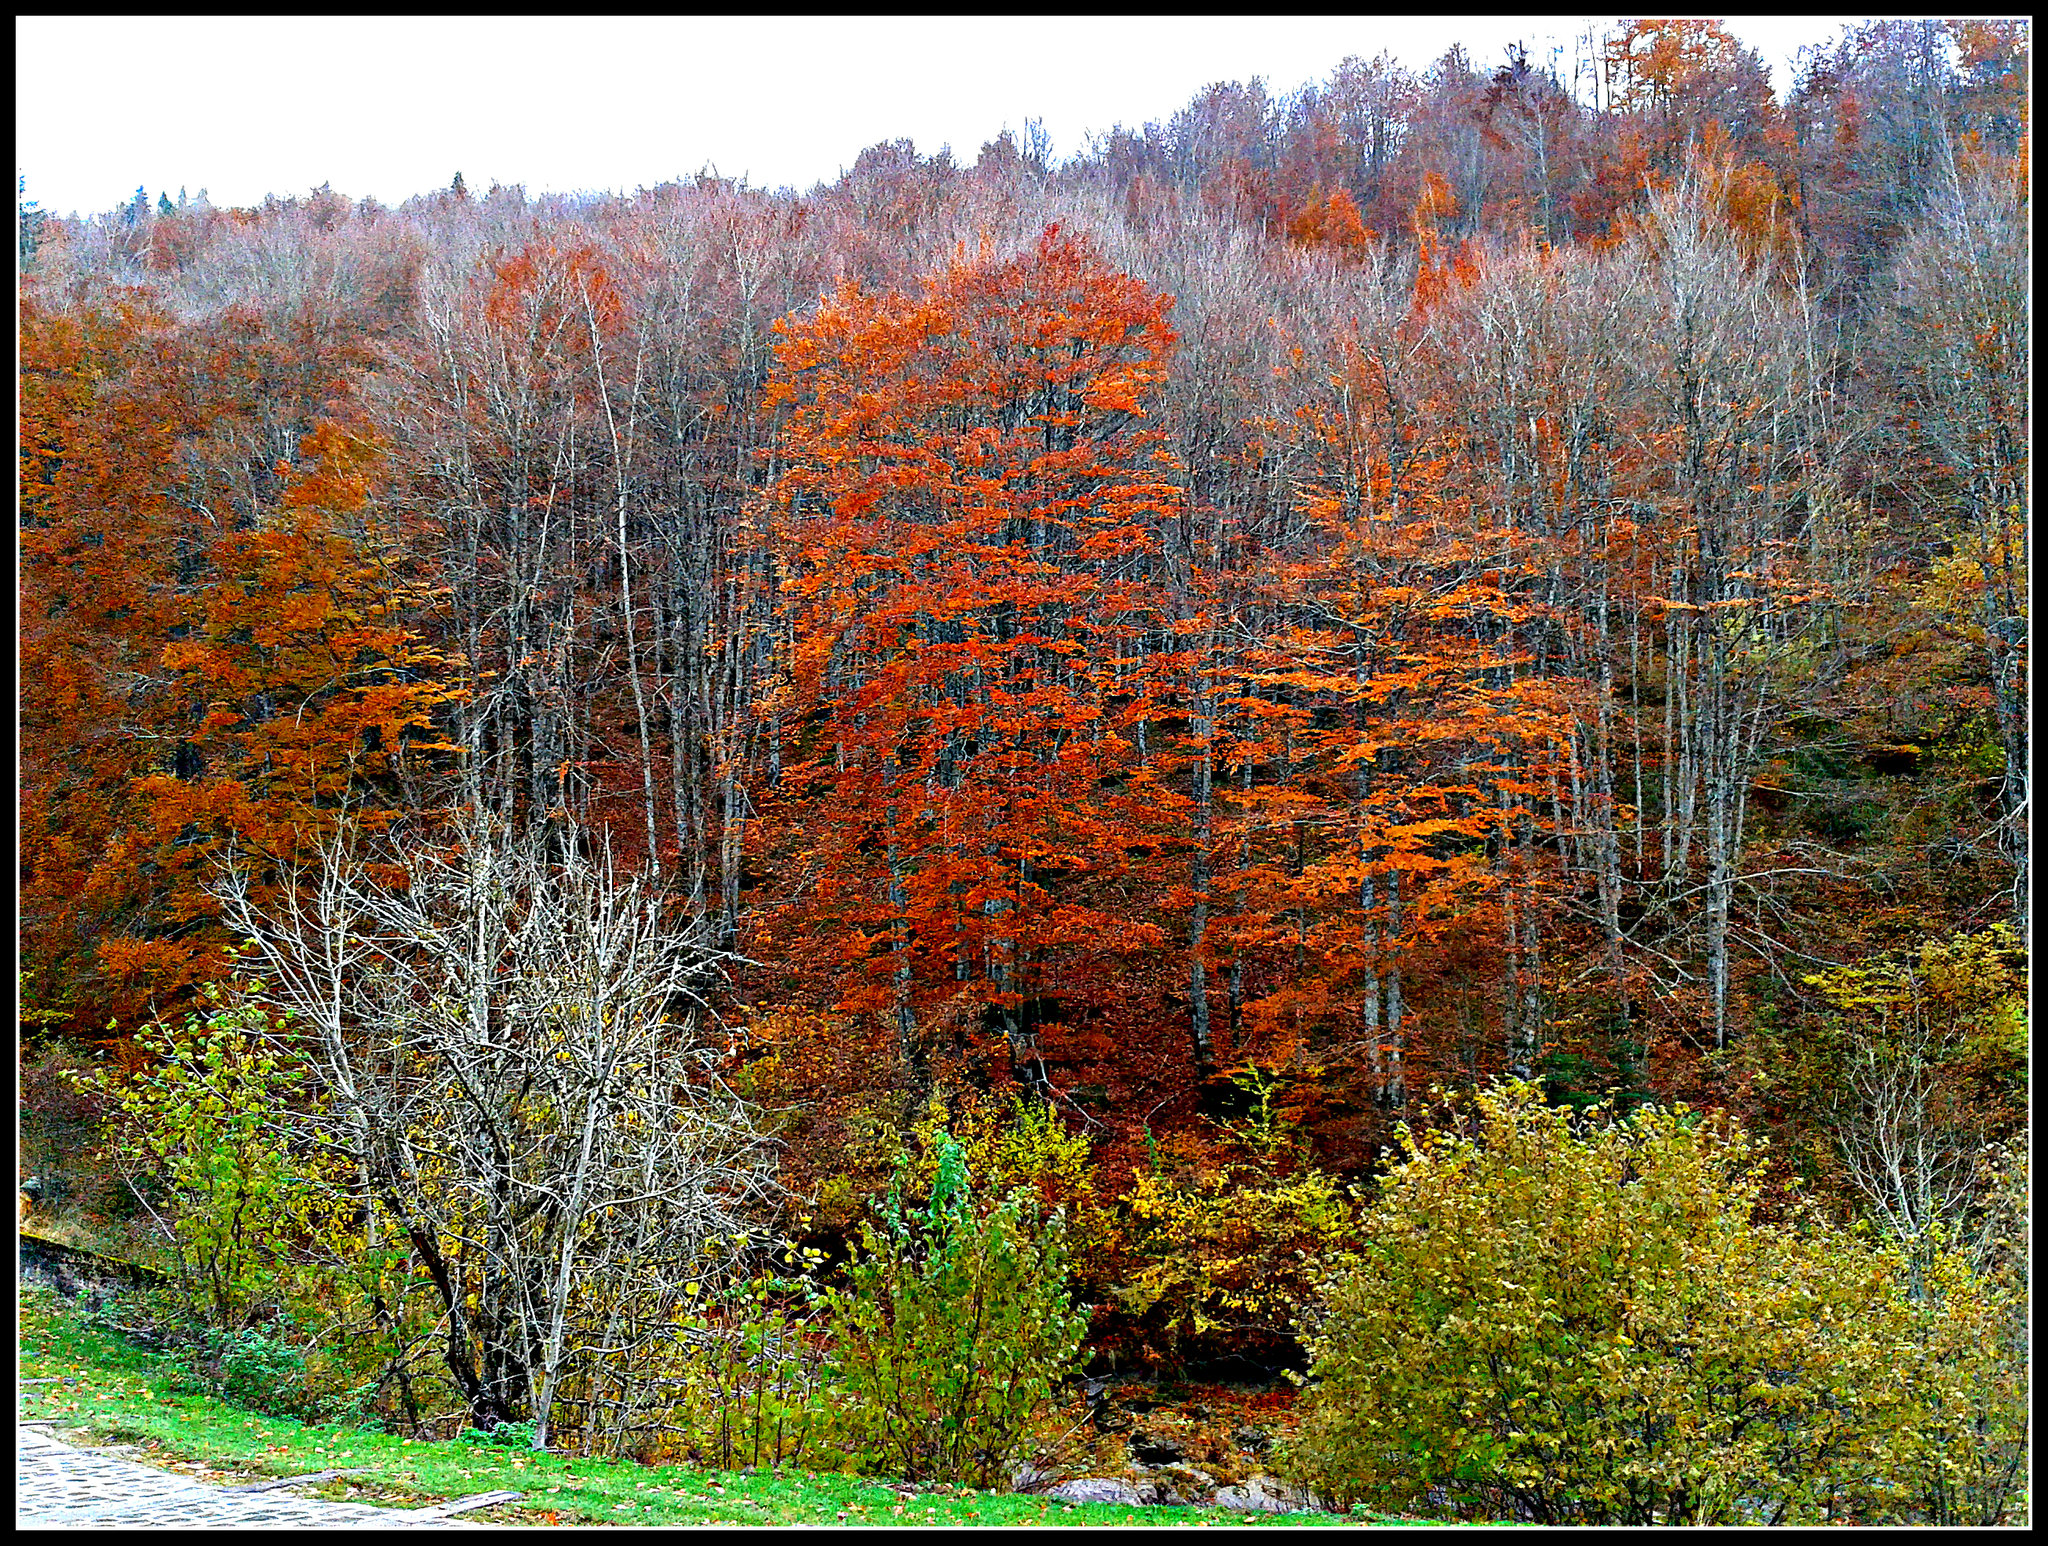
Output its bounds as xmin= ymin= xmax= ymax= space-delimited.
xmin=670 ymin=1273 xmax=832 ymax=1471
xmin=211 ymin=1325 xmax=321 ymax=1419
xmin=461 ymin=1420 xmax=540 ymax=1448
xmin=821 ymin=1131 xmax=1088 ymax=1488
xmin=84 ymin=1288 xmax=326 ymax=1422
xmin=1287 ymin=1080 xmax=2027 ymax=1525
xmin=64 ymin=988 xmax=342 ymax=1332
xmin=62 ymin=987 xmax=418 ymax=1430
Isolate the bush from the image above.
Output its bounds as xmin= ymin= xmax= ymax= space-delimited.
xmin=84 ymin=1288 xmax=325 ymax=1422
xmin=669 ymin=1273 xmax=832 ymax=1471
xmin=821 ymin=1131 xmax=1089 ymax=1488
xmin=461 ymin=1420 xmax=540 ymax=1448
xmin=1108 ymin=1064 xmax=1360 ymax=1359
xmin=1287 ymin=1080 xmax=2027 ymax=1525
xmin=211 ymin=1325 xmax=322 ymax=1419
xmin=62 ymin=988 xmax=418 ymax=1430
xmin=1111 ymin=1160 xmax=1355 ymax=1352
xmin=63 ymin=990 xmax=344 ymax=1332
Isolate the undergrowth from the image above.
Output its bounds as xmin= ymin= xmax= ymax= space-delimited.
xmin=20 ymin=1285 xmax=1373 ymax=1526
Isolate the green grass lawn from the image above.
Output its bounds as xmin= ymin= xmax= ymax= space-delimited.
xmin=20 ymin=1287 xmax=1389 ymax=1527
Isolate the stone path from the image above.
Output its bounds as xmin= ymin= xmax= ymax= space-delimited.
xmin=16 ymin=1424 xmax=484 ymax=1528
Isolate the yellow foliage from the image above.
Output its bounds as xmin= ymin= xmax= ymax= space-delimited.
xmin=1109 ymin=1154 xmax=1358 ymax=1343
xmin=1289 ymin=1080 xmax=2028 ymax=1525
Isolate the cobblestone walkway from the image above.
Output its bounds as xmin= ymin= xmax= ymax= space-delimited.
xmin=17 ymin=1425 xmax=481 ymax=1528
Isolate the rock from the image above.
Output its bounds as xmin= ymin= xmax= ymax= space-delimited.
xmin=1213 ymin=1486 xmax=1281 ymax=1513
xmin=1091 ymin=1403 xmax=1134 ymax=1434
xmin=1232 ymin=1425 xmax=1272 ymax=1454
xmin=1211 ymin=1475 xmax=1324 ymax=1514
xmin=1152 ymin=1467 xmax=1217 ymax=1506
xmin=1047 ymin=1478 xmax=1148 ymax=1507
xmin=1130 ymin=1432 xmax=1183 ymax=1466
xmin=1011 ymin=1463 xmax=1057 ymax=1492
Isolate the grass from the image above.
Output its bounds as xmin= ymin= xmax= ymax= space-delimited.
xmin=20 ymin=1286 xmax=1393 ymax=1527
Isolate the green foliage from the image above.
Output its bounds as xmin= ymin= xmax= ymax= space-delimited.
xmin=28 ymin=1285 xmax=1325 ymax=1527
xmin=1287 ymin=1080 xmax=2027 ymax=1525
xmin=1532 ymin=998 xmax=1654 ymax=1117
xmin=820 ymin=1131 xmax=1089 ymax=1488
xmin=669 ymin=1272 xmax=832 ymax=1471
xmin=461 ymin=1419 xmax=540 ymax=1448
xmin=63 ymin=988 xmax=343 ymax=1331
xmin=82 ymin=1288 xmax=326 ymax=1422
xmin=55 ymin=982 xmax=411 ymax=1429
xmin=18 ymin=174 xmax=46 ymax=265
xmin=208 ymin=1324 xmax=321 ymax=1419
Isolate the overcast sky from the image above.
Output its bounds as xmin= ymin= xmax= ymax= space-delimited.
xmin=21 ymin=15 xmax=1881 ymax=216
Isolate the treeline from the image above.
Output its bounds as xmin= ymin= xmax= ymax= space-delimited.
xmin=20 ymin=17 xmax=2028 ymax=1216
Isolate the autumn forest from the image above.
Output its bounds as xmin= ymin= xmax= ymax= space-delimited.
xmin=17 ymin=18 xmax=2031 ymax=1524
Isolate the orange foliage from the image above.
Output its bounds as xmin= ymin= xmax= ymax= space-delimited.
xmin=757 ymin=227 xmax=1183 ymax=1087
xmin=19 ymin=295 xmax=455 ymax=1039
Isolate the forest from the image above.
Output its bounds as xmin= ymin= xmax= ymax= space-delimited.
xmin=18 ymin=18 xmax=2030 ymax=1526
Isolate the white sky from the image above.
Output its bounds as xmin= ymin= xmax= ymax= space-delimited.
xmin=20 ymin=15 xmax=1883 ymax=217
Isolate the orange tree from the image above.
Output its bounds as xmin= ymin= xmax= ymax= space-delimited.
xmin=21 ymin=288 xmax=453 ymax=1038
xmin=21 ymin=291 xmax=198 ymax=1034
xmin=755 ymin=227 xmax=1185 ymax=1098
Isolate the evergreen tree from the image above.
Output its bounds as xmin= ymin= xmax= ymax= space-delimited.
xmin=18 ymin=173 xmax=47 ymax=263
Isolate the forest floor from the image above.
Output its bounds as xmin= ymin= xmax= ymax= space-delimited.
xmin=18 ymin=1287 xmax=1395 ymax=1528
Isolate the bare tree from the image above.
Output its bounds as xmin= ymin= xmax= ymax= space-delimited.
xmin=1795 ymin=924 xmax=2028 ymax=1311
xmin=1880 ymin=157 xmax=2029 ymax=929
xmin=212 ymin=810 xmax=782 ymax=1450
xmin=1632 ymin=180 xmax=1841 ymax=1050
xmin=1828 ymin=982 xmax=2003 ymax=1304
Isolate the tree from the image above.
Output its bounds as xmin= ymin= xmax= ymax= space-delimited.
xmin=212 ymin=811 xmax=783 ymax=1449
xmin=821 ymin=1130 xmax=1088 ymax=1486
xmin=20 ymin=293 xmax=200 ymax=1030
xmin=21 ymin=272 xmax=448 ymax=1042
xmin=66 ymin=991 xmax=340 ymax=1331
xmin=1601 ymin=19 xmax=1780 ymax=175
xmin=1625 ymin=177 xmax=1840 ymax=1051
xmin=1879 ymin=162 xmax=2028 ymax=926
xmin=1476 ymin=44 xmax=1583 ymax=241
xmin=19 ymin=172 xmax=48 ymax=264
xmin=760 ymin=226 xmax=1183 ymax=1093
xmin=16 ymin=46 xmax=2029 ymax=1401
xmin=1759 ymin=925 xmax=2028 ymax=1276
